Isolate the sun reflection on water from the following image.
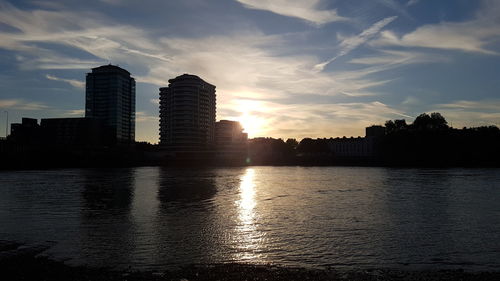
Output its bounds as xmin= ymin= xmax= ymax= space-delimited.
xmin=234 ymin=168 xmax=266 ymax=261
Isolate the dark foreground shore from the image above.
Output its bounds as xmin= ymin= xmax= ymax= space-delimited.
xmin=1 ymin=241 xmax=499 ymax=281
xmin=3 ymin=257 xmax=500 ymax=281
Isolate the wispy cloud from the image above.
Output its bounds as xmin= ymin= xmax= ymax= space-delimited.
xmin=0 ymin=1 xmax=167 ymax=69
xmin=431 ymin=99 xmax=500 ymax=127
xmin=0 ymin=1 xmax=393 ymax=112
xmin=0 ymin=99 xmax=48 ymax=110
xmin=100 ymin=0 xmax=122 ymax=5
xmin=376 ymin=0 xmax=412 ymax=19
xmin=372 ymin=26 xmax=500 ymax=55
xmin=348 ymin=49 xmax=449 ymax=66
xmin=236 ymin=0 xmax=346 ymax=25
xmin=315 ymin=16 xmax=398 ymax=71
xmin=65 ymin=109 xmax=85 ymax=116
xmin=46 ymin=74 xmax=85 ymax=88
xmin=406 ymin=0 xmax=419 ymax=7
xmin=4 ymin=0 xmax=497 ymax=141
xmin=436 ymin=100 xmax=500 ymax=112
xmin=371 ymin=1 xmax=500 ymax=55
xmin=136 ymin=111 xmax=158 ymax=122
xmin=219 ymin=98 xmax=411 ymax=138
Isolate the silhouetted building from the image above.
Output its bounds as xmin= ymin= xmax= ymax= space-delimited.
xmin=9 ymin=118 xmax=40 ymax=144
xmin=327 ymin=137 xmax=375 ymax=158
xmin=41 ymin=118 xmax=106 ymax=146
xmin=85 ymin=64 xmax=135 ymax=145
xmin=215 ymin=120 xmax=248 ymax=162
xmin=248 ymin=137 xmax=293 ymax=164
xmin=366 ymin=125 xmax=386 ymax=138
xmin=327 ymin=126 xmax=385 ymax=159
xmin=159 ymin=74 xmax=216 ymax=151
xmin=215 ymin=120 xmax=247 ymax=149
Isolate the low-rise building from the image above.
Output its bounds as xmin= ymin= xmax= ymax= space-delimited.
xmin=9 ymin=118 xmax=41 ymax=145
xmin=215 ymin=120 xmax=247 ymax=151
xmin=215 ymin=120 xmax=248 ymax=163
xmin=327 ymin=125 xmax=386 ymax=159
xmin=41 ymin=117 xmax=106 ymax=146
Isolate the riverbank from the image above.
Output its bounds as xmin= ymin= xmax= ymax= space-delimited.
xmin=1 ymin=242 xmax=499 ymax=281
xmin=3 ymin=256 xmax=500 ymax=281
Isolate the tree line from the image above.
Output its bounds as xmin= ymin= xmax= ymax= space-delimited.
xmin=247 ymin=113 xmax=500 ymax=167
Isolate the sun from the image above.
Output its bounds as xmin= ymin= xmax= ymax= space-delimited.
xmin=234 ymin=100 xmax=267 ymax=138
xmin=238 ymin=112 xmax=265 ymax=138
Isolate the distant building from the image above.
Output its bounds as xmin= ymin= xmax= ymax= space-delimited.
xmin=215 ymin=120 xmax=248 ymax=153
xmin=159 ymin=74 xmax=216 ymax=151
xmin=366 ymin=125 xmax=386 ymax=138
xmin=327 ymin=137 xmax=375 ymax=158
xmin=40 ymin=118 xmax=106 ymax=146
xmin=85 ymin=64 xmax=135 ymax=145
xmin=327 ymin=125 xmax=385 ymax=159
xmin=9 ymin=118 xmax=40 ymax=144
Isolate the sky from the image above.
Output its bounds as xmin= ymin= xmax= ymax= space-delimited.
xmin=1 ymin=0 xmax=500 ymax=143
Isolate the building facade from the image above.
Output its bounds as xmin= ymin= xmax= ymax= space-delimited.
xmin=159 ymin=74 xmax=216 ymax=150
xmin=215 ymin=120 xmax=248 ymax=152
xmin=9 ymin=118 xmax=40 ymax=145
xmin=40 ymin=117 xmax=106 ymax=146
xmin=327 ymin=126 xmax=386 ymax=159
xmin=85 ymin=64 xmax=135 ymax=145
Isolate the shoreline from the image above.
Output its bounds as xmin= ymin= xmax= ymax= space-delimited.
xmin=1 ymin=242 xmax=499 ymax=281
xmin=2 ymin=162 xmax=500 ymax=171
xmin=3 ymin=255 xmax=500 ymax=281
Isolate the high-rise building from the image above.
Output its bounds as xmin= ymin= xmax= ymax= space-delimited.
xmin=159 ymin=74 xmax=216 ymax=150
xmin=85 ymin=65 xmax=135 ymax=145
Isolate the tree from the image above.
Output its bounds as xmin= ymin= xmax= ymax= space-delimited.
xmin=385 ymin=119 xmax=407 ymax=134
xmin=394 ymin=119 xmax=408 ymax=130
xmin=385 ymin=120 xmax=395 ymax=134
xmin=430 ymin=112 xmax=448 ymax=129
xmin=296 ymin=138 xmax=329 ymax=153
xmin=285 ymin=138 xmax=298 ymax=149
xmin=413 ymin=112 xmax=448 ymax=130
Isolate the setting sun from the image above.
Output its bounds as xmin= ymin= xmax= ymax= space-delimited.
xmin=234 ymin=100 xmax=267 ymax=138
xmin=238 ymin=113 xmax=266 ymax=138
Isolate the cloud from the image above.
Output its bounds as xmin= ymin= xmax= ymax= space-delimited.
xmin=0 ymin=1 xmax=452 ymax=141
xmin=372 ymin=27 xmax=500 ymax=55
xmin=136 ymin=111 xmax=158 ymax=122
xmin=431 ymin=100 xmax=500 ymax=128
xmin=46 ymin=74 xmax=85 ymax=88
xmin=236 ymin=0 xmax=346 ymax=25
xmin=348 ymin=49 xmax=449 ymax=66
xmin=376 ymin=0 xmax=412 ymax=19
xmin=371 ymin=1 xmax=500 ymax=54
xmin=0 ymin=1 xmax=397 ymax=104
xmin=100 ymin=0 xmax=122 ymax=5
xmin=0 ymin=1 xmax=393 ymax=107
xmin=315 ymin=16 xmax=398 ymax=71
xmin=0 ymin=99 xmax=48 ymax=110
xmin=436 ymin=100 xmax=500 ymax=112
xmin=65 ymin=109 xmax=85 ymax=116
xmin=220 ymin=98 xmax=411 ymax=139
xmin=406 ymin=0 xmax=419 ymax=7
xmin=0 ymin=1 xmax=167 ymax=69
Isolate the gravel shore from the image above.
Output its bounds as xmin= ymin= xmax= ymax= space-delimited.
xmin=3 ymin=256 xmax=500 ymax=281
xmin=1 ymin=241 xmax=499 ymax=281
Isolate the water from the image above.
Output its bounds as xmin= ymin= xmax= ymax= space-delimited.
xmin=0 ymin=167 xmax=499 ymax=271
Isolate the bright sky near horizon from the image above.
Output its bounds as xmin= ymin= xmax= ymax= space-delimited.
xmin=1 ymin=0 xmax=500 ymax=143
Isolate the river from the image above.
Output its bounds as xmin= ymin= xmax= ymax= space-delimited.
xmin=0 ymin=166 xmax=499 ymax=271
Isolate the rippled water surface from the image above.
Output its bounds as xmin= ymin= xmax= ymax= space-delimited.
xmin=0 ymin=167 xmax=499 ymax=270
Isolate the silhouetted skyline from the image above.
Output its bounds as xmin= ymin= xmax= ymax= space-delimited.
xmin=1 ymin=0 xmax=500 ymax=143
